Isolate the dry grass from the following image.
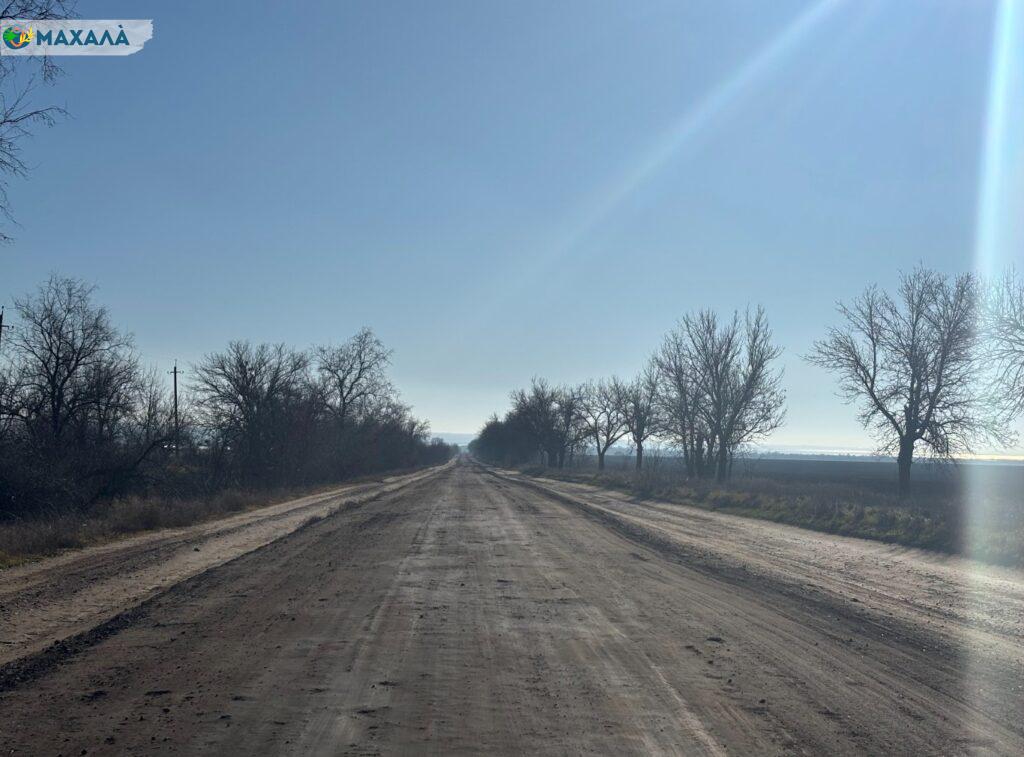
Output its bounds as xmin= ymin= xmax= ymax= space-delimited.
xmin=522 ymin=465 xmax=1024 ymax=567
xmin=0 ymin=464 xmax=438 ymax=569
xmin=0 ymin=487 xmax=306 ymax=569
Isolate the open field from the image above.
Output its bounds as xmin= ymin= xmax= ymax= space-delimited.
xmin=534 ymin=455 xmax=1024 ymax=565
xmin=591 ymin=453 xmax=1024 ymax=498
xmin=1 ymin=459 xmax=1022 ymax=754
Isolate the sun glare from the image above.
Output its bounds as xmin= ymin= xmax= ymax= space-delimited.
xmin=970 ymin=0 xmax=1023 ymax=553
xmin=476 ymin=0 xmax=852 ymax=322
xmin=965 ymin=0 xmax=1024 ymax=729
xmin=975 ymin=0 xmax=1024 ymax=280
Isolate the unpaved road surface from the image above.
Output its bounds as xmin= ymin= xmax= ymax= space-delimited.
xmin=1 ymin=460 xmax=1022 ymax=755
xmin=0 ymin=467 xmax=440 ymax=669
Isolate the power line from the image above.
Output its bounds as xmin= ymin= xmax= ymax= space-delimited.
xmin=169 ymin=361 xmax=183 ymax=455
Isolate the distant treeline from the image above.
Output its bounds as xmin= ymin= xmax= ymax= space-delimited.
xmin=0 ymin=275 xmax=457 ymax=518
xmin=471 ymin=267 xmax=1024 ymax=496
xmin=470 ymin=306 xmax=784 ymax=483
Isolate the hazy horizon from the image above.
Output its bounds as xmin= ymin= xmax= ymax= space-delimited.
xmin=3 ymin=0 xmax=1022 ymax=453
xmin=432 ymin=432 xmax=1024 ymax=462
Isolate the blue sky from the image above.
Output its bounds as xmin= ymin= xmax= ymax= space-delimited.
xmin=1 ymin=1 xmax=1020 ymax=450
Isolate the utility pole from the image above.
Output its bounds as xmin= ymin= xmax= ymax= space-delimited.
xmin=0 ymin=306 xmax=11 ymax=350
xmin=169 ymin=362 xmax=181 ymax=455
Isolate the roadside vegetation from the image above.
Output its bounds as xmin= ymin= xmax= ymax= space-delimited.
xmin=472 ymin=266 xmax=1024 ymax=564
xmin=0 ymin=463 xmax=438 ymax=569
xmin=0 ymin=275 xmax=457 ymax=566
xmin=471 ymin=267 xmax=1023 ymax=495
xmin=517 ymin=460 xmax=1024 ymax=567
xmin=0 ymin=486 xmax=295 ymax=569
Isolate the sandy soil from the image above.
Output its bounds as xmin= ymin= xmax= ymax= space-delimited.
xmin=0 ymin=466 xmax=439 ymax=668
xmin=0 ymin=460 xmax=1021 ymax=755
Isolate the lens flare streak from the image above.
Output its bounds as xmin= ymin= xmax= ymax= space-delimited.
xmin=967 ymin=0 xmax=1024 ymax=737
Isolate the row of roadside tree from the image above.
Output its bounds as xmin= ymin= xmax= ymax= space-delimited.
xmin=470 ymin=267 xmax=1024 ymax=495
xmin=0 ymin=275 xmax=457 ymax=518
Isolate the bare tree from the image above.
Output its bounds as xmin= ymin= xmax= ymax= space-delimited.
xmin=0 ymin=360 xmax=19 ymax=441
xmin=512 ymin=382 xmax=588 ymax=468
xmin=471 ymin=411 xmax=537 ymax=466
xmin=987 ymin=268 xmax=1024 ymax=417
xmin=130 ymin=366 xmax=172 ymax=450
xmin=654 ymin=325 xmax=716 ymax=478
xmin=551 ymin=384 xmax=589 ymax=468
xmin=0 ymin=275 xmax=170 ymax=509
xmin=622 ymin=362 xmax=660 ymax=470
xmin=0 ymin=1 xmax=76 ymax=239
xmin=316 ymin=328 xmax=392 ymax=429
xmin=10 ymin=275 xmax=136 ymax=445
xmin=0 ymin=274 xmax=454 ymax=515
xmin=726 ymin=307 xmax=787 ymax=467
xmin=580 ymin=377 xmax=628 ymax=470
xmin=682 ymin=307 xmax=785 ymax=482
xmin=192 ymin=342 xmax=311 ymax=484
xmin=510 ymin=378 xmax=563 ymax=466
xmin=809 ymin=267 xmax=1004 ymax=496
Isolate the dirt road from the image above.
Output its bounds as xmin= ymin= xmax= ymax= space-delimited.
xmin=1 ymin=460 xmax=1022 ymax=755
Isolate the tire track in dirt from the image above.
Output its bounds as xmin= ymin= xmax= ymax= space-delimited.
xmin=0 ymin=465 xmax=446 ymax=673
xmin=486 ymin=466 xmax=1024 ymax=753
xmin=1 ymin=460 xmax=1021 ymax=755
